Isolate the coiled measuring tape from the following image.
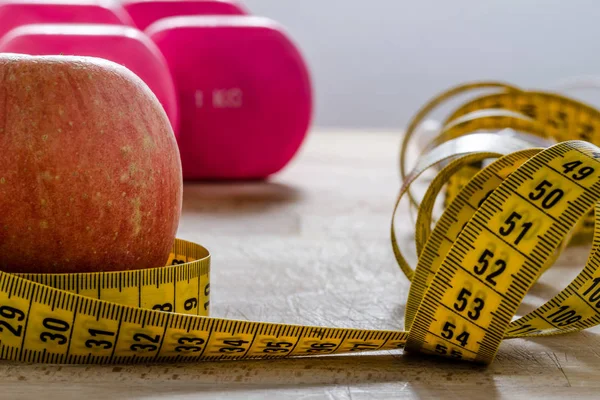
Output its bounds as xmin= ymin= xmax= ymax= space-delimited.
xmin=3 ymin=82 xmax=600 ymax=366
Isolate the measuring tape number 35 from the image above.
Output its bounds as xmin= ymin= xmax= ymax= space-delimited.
xmin=2 ymin=81 xmax=600 ymax=366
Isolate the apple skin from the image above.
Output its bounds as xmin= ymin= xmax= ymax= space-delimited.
xmin=0 ymin=54 xmax=182 ymax=274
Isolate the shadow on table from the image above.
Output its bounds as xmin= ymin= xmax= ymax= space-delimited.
xmin=181 ymin=180 xmax=305 ymax=214
xmin=1 ymin=352 xmax=500 ymax=399
xmin=518 ymin=329 xmax=600 ymax=369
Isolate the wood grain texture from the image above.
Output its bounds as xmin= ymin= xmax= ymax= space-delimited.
xmin=2 ymin=129 xmax=600 ymax=400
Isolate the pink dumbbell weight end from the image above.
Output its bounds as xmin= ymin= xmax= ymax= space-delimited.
xmin=0 ymin=0 xmax=134 ymax=39
xmin=147 ymin=16 xmax=313 ymax=179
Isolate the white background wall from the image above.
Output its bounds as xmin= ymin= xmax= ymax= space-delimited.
xmin=241 ymin=0 xmax=600 ymax=129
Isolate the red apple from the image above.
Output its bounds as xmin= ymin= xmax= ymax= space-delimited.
xmin=0 ymin=54 xmax=182 ymax=273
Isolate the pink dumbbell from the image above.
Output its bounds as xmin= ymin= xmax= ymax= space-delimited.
xmin=0 ymin=0 xmax=134 ymax=39
xmin=122 ymin=0 xmax=247 ymax=30
xmin=146 ymin=16 xmax=313 ymax=179
xmin=0 ymin=24 xmax=179 ymax=136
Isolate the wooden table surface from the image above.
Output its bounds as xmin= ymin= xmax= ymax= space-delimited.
xmin=2 ymin=130 xmax=600 ymax=399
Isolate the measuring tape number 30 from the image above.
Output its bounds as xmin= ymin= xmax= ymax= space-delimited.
xmin=2 ymin=81 xmax=600 ymax=366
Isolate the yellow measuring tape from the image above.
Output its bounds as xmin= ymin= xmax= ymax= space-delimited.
xmin=3 ymin=81 xmax=600 ymax=366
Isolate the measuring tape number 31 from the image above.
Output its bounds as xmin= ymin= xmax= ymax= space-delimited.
xmin=2 ymin=81 xmax=600 ymax=366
